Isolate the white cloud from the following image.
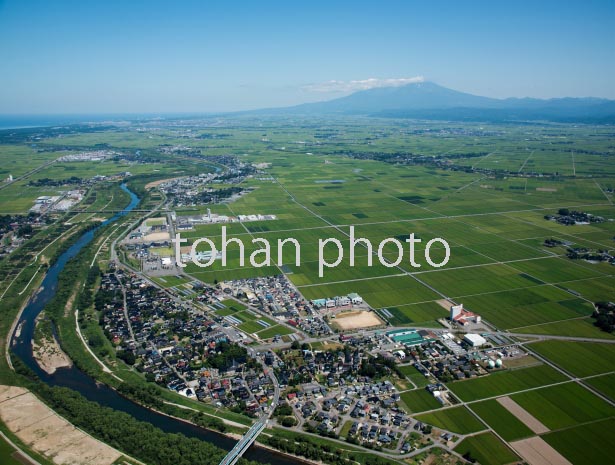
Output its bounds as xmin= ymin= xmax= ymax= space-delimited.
xmin=302 ymin=76 xmax=425 ymax=93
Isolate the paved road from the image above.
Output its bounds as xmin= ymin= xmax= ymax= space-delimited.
xmin=0 ymin=158 xmax=58 ymax=191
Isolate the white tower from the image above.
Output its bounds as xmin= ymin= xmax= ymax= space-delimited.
xmin=450 ymin=304 xmax=463 ymax=320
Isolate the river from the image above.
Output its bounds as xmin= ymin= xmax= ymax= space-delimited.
xmin=11 ymin=183 xmax=301 ymax=465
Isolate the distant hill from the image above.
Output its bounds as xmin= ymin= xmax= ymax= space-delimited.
xmin=264 ymin=82 xmax=615 ymax=123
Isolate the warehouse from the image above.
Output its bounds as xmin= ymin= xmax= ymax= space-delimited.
xmin=463 ymin=333 xmax=487 ymax=347
xmin=386 ymin=329 xmax=434 ymax=346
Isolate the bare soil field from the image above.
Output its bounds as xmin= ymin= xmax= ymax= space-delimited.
xmin=511 ymin=436 xmax=572 ymax=465
xmin=332 ymin=310 xmax=384 ymax=330
xmin=145 ymin=177 xmax=182 ymax=190
xmin=504 ymin=355 xmax=541 ymax=369
xmin=0 ymin=385 xmax=122 ymax=465
xmin=497 ymin=396 xmax=549 ymax=434
xmin=143 ymin=232 xmax=171 ymax=242
xmin=435 ymin=299 xmax=453 ymax=310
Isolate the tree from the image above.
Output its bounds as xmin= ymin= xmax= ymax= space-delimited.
xmin=274 ymin=403 xmax=293 ymax=417
xmin=117 ymin=350 xmax=136 ymax=365
xmin=87 ymin=332 xmax=105 ymax=348
xmin=17 ymin=224 xmax=33 ymax=236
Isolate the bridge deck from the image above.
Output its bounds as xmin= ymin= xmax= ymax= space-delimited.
xmin=219 ymin=418 xmax=267 ymax=465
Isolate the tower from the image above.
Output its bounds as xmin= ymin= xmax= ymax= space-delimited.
xmin=450 ymin=304 xmax=463 ymax=320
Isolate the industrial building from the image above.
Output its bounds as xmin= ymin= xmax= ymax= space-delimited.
xmin=463 ymin=333 xmax=487 ymax=347
xmin=450 ymin=303 xmax=481 ymax=326
xmin=386 ymin=329 xmax=435 ymax=346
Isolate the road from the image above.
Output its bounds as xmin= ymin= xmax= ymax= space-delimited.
xmin=0 ymin=158 xmax=58 ymax=191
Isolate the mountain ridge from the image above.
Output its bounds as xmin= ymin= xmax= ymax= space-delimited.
xmin=258 ymin=82 xmax=615 ymax=123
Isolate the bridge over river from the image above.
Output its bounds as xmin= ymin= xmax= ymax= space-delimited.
xmin=219 ymin=416 xmax=268 ymax=465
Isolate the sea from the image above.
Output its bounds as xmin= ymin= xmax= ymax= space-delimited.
xmin=0 ymin=113 xmax=210 ymax=130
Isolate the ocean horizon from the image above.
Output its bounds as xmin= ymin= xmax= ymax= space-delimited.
xmin=0 ymin=113 xmax=214 ymax=130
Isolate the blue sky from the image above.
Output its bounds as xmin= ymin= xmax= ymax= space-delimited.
xmin=0 ymin=0 xmax=613 ymax=113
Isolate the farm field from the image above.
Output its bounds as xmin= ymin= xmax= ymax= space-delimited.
xmin=399 ymin=389 xmax=441 ymax=413
xmin=0 ymin=434 xmax=23 ymax=465
xmin=415 ymin=406 xmax=485 ymax=434
xmin=454 ymin=432 xmax=520 ymax=465
xmin=448 ymin=364 xmax=566 ymax=402
xmin=470 ymin=399 xmax=534 ymax=442
xmin=460 ymin=287 xmax=595 ymax=329
xmin=398 ymin=365 xmax=432 ymax=388
xmin=255 ymin=324 xmax=294 ymax=339
xmin=542 ymin=418 xmax=615 ymax=465
xmin=528 ymin=340 xmax=615 ymax=377
xmin=150 ymin=275 xmax=193 ymax=288
xmin=513 ymin=317 xmax=615 ymax=339
xmin=377 ymin=301 xmax=449 ymax=326
xmin=298 ymin=275 xmax=440 ymax=309
xmin=510 ymin=382 xmax=615 ymax=430
xmin=585 ymin=373 xmax=615 ymax=401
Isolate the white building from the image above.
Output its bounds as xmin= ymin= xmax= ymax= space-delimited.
xmin=348 ymin=293 xmax=363 ymax=304
xmin=463 ymin=334 xmax=487 ymax=347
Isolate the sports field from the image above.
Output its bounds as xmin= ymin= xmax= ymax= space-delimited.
xmin=330 ymin=310 xmax=383 ymax=330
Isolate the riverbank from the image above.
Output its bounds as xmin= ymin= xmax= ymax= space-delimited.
xmin=254 ymin=438 xmax=319 ymax=465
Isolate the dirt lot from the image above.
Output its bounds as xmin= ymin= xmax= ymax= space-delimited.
xmin=145 ymin=177 xmax=182 ymax=190
xmin=435 ymin=299 xmax=453 ymax=310
xmin=143 ymin=232 xmax=171 ymax=242
xmin=332 ymin=310 xmax=384 ymax=330
xmin=511 ymin=436 xmax=572 ymax=465
xmin=503 ymin=355 xmax=541 ymax=369
xmin=497 ymin=396 xmax=549 ymax=434
xmin=0 ymin=385 xmax=122 ymax=465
